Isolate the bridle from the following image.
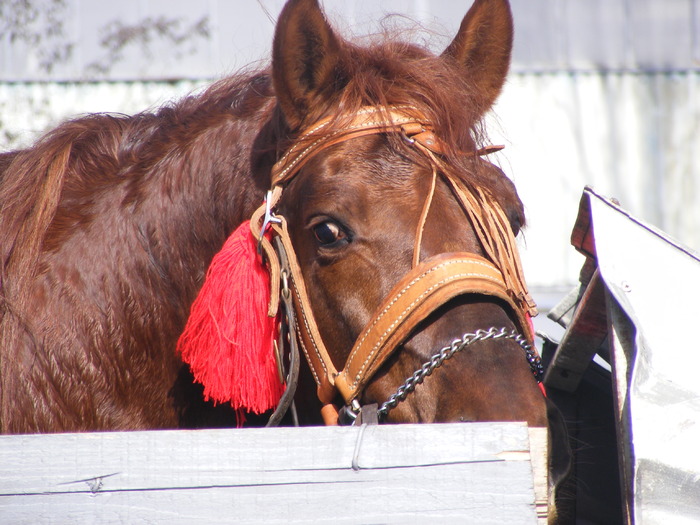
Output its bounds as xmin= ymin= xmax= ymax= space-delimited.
xmin=251 ymin=105 xmax=540 ymax=426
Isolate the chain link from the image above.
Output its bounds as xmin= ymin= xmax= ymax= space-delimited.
xmin=376 ymin=327 xmax=544 ymax=420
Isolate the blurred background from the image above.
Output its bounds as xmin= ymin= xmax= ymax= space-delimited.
xmin=2 ymin=0 xmax=699 ymax=336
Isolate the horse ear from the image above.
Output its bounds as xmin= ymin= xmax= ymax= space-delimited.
xmin=442 ymin=0 xmax=514 ymax=113
xmin=272 ymin=0 xmax=344 ymax=130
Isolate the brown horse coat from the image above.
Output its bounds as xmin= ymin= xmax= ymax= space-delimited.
xmin=0 ymin=2 xmax=561 ymax=474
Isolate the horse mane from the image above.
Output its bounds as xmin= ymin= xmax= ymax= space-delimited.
xmin=0 ymin=72 xmax=275 ymax=370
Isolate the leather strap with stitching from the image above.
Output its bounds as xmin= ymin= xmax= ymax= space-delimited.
xmin=333 ymin=252 xmax=529 ymax=403
xmin=271 ymin=106 xmax=432 ymax=186
xmin=269 ymin=219 xmax=339 ymax=386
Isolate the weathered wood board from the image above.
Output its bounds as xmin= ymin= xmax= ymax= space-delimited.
xmin=0 ymin=422 xmax=540 ymax=524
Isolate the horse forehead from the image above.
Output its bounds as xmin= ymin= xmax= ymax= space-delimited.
xmin=287 ymin=137 xmax=523 ymax=222
xmin=298 ymin=138 xmax=426 ymax=194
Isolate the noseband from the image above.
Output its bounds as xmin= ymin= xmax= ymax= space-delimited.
xmin=251 ymin=106 xmax=539 ymax=425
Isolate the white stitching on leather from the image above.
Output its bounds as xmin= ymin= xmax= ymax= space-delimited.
xmin=345 ymin=259 xmax=503 ymax=389
xmin=292 ymin=280 xmax=327 ymax=381
xmin=272 ymin=106 xmax=422 ymax=182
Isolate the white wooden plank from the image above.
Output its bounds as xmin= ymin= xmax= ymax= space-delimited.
xmin=0 ymin=423 xmax=531 ymax=493
xmin=528 ymin=427 xmax=549 ymax=524
xmin=1 ymin=463 xmax=535 ymax=524
xmin=0 ymin=422 xmax=539 ymax=524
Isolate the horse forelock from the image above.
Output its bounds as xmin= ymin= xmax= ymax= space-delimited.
xmin=288 ymin=37 xmax=515 ymax=195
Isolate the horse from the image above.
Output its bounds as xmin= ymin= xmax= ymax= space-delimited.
xmin=1 ymin=0 xmax=569 ymax=519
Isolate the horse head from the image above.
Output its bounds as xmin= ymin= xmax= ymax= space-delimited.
xmin=261 ymin=0 xmax=546 ymax=428
xmin=0 ymin=0 xmax=570 ymax=518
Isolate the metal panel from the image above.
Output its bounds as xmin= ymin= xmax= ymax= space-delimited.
xmin=587 ymin=188 xmax=700 ymax=524
xmin=552 ymin=187 xmax=700 ymax=523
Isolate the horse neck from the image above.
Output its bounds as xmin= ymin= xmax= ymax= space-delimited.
xmin=128 ymin=80 xmax=279 ymax=296
xmin=148 ymin=120 xmax=269 ymax=273
xmin=0 ymin=77 xmax=279 ymax=432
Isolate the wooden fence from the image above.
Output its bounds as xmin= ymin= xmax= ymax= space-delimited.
xmin=0 ymin=422 xmax=546 ymax=524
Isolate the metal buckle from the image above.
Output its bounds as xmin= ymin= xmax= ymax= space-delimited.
xmin=337 ymin=399 xmax=362 ymax=426
xmin=400 ymin=129 xmax=416 ymax=145
xmin=258 ymin=190 xmax=282 ymax=254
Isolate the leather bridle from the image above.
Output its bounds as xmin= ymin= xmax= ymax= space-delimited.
xmin=251 ymin=105 xmax=538 ymax=425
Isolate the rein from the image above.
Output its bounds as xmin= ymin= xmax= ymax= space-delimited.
xmin=251 ymin=105 xmax=539 ymax=425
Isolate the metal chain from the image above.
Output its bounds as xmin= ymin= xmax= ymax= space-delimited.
xmin=376 ymin=327 xmax=544 ymax=420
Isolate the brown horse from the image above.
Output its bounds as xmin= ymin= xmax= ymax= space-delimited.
xmin=1 ymin=0 xmax=569 ymax=517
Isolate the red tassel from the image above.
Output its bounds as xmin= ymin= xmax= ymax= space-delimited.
xmin=177 ymin=220 xmax=283 ymax=421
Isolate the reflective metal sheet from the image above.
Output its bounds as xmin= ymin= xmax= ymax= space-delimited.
xmin=583 ymin=187 xmax=700 ymax=524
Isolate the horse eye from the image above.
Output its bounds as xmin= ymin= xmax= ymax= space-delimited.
xmin=312 ymin=221 xmax=347 ymax=246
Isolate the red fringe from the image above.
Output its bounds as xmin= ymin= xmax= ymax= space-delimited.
xmin=177 ymin=221 xmax=283 ymax=423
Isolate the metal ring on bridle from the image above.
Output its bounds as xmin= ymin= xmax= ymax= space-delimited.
xmin=258 ymin=190 xmax=282 ymax=254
